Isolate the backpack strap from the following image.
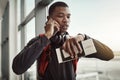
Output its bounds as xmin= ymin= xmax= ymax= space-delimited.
xmin=38 ymin=34 xmax=51 ymax=76
xmin=38 ymin=45 xmax=51 ymax=76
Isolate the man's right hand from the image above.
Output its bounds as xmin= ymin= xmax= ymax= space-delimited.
xmin=62 ymin=35 xmax=85 ymax=58
xmin=44 ymin=18 xmax=60 ymax=39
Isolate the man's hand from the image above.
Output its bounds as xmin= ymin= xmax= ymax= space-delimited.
xmin=44 ymin=18 xmax=60 ymax=39
xmin=62 ymin=35 xmax=85 ymax=58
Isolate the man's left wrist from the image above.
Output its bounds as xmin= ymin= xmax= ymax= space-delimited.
xmin=77 ymin=34 xmax=85 ymax=41
xmin=75 ymin=34 xmax=85 ymax=42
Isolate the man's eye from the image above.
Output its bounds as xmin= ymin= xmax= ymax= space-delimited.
xmin=67 ymin=16 xmax=70 ymax=19
xmin=57 ymin=16 xmax=63 ymax=18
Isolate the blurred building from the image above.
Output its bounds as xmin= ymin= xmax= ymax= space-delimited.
xmin=0 ymin=0 xmax=120 ymax=80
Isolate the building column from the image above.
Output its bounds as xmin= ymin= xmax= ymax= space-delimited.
xmin=35 ymin=0 xmax=54 ymax=35
xmin=9 ymin=0 xmax=18 ymax=80
xmin=0 ymin=17 xmax=2 ymax=79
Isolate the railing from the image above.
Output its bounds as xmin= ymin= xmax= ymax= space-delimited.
xmin=76 ymin=72 xmax=99 ymax=80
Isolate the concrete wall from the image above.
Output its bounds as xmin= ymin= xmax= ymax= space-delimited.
xmin=0 ymin=17 xmax=2 ymax=79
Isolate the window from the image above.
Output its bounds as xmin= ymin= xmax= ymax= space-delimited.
xmin=25 ymin=18 xmax=35 ymax=44
xmin=24 ymin=0 xmax=35 ymax=17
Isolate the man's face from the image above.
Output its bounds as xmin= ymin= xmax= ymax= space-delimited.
xmin=50 ymin=7 xmax=71 ymax=33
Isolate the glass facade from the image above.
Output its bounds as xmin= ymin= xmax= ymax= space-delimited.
xmin=24 ymin=0 xmax=35 ymax=17
xmin=25 ymin=18 xmax=35 ymax=44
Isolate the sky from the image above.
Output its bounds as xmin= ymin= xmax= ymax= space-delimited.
xmin=53 ymin=0 xmax=120 ymax=51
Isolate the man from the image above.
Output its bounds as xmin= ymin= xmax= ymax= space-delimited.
xmin=12 ymin=1 xmax=114 ymax=80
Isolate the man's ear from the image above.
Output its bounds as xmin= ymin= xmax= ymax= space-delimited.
xmin=47 ymin=16 xmax=50 ymax=20
xmin=47 ymin=16 xmax=54 ymax=20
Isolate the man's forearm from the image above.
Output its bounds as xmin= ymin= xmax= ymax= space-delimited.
xmin=85 ymin=38 xmax=114 ymax=60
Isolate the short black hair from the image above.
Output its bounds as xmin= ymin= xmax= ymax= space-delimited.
xmin=48 ymin=1 xmax=69 ymax=15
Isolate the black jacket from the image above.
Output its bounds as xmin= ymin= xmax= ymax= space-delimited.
xmin=12 ymin=32 xmax=114 ymax=80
